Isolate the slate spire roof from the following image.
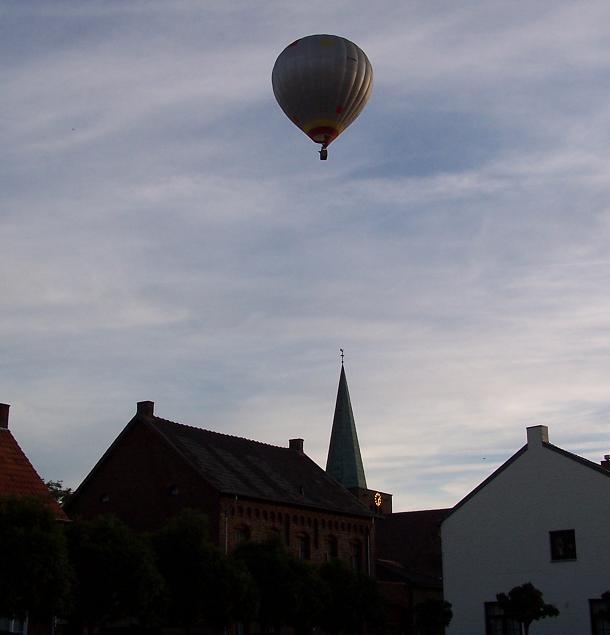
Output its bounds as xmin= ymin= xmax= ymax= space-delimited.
xmin=325 ymin=364 xmax=367 ymax=489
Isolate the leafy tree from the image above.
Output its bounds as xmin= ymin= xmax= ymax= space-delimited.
xmin=154 ymin=509 xmax=256 ymax=632
xmin=45 ymin=479 xmax=73 ymax=506
xmin=233 ymin=538 xmax=300 ymax=632
xmin=318 ymin=558 xmax=384 ymax=634
xmin=66 ymin=515 xmax=164 ymax=633
xmin=414 ymin=598 xmax=452 ymax=635
xmin=0 ymin=496 xmax=72 ymax=622
xmin=286 ymin=558 xmax=330 ymax=635
xmin=496 ymin=582 xmax=559 ymax=635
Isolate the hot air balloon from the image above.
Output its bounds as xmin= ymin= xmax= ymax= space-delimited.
xmin=272 ymin=34 xmax=373 ymax=160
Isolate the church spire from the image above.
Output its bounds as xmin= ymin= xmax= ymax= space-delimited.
xmin=326 ymin=359 xmax=367 ymax=489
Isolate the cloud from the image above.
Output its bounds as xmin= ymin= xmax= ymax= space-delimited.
xmin=3 ymin=1 xmax=610 ymax=509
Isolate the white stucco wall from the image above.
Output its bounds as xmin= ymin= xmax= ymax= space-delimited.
xmin=442 ymin=427 xmax=610 ymax=635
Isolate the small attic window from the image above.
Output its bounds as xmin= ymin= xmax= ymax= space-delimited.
xmin=99 ymin=493 xmax=110 ymax=504
xmin=167 ymin=484 xmax=180 ymax=496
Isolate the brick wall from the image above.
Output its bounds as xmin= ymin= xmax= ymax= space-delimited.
xmin=67 ymin=418 xmax=375 ymax=574
xmin=219 ymin=496 xmax=374 ymax=573
xmin=67 ymin=420 xmax=221 ymax=537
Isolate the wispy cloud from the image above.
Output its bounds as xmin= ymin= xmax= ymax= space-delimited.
xmin=2 ymin=1 xmax=610 ymax=508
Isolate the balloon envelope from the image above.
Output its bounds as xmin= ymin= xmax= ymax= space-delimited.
xmin=272 ymin=34 xmax=373 ymax=148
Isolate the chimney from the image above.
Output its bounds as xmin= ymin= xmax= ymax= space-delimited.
xmin=137 ymin=401 xmax=154 ymax=417
xmin=526 ymin=425 xmax=549 ymax=447
xmin=0 ymin=403 xmax=9 ymax=429
xmin=289 ymin=438 xmax=304 ymax=453
xmin=601 ymin=455 xmax=610 ymax=472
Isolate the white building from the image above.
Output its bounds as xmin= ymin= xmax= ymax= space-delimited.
xmin=442 ymin=425 xmax=610 ymax=635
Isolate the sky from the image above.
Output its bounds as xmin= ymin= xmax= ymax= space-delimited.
xmin=3 ymin=1 xmax=610 ymax=512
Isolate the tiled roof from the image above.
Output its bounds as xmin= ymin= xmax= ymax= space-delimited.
xmin=0 ymin=429 xmax=68 ymax=520
xmin=376 ymin=558 xmax=442 ymax=589
xmin=148 ymin=414 xmax=372 ymax=517
xmin=376 ymin=508 xmax=451 ymax=580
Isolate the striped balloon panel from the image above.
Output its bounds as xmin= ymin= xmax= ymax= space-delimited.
xmin=272 ymin=34 xmax=373 ymax=146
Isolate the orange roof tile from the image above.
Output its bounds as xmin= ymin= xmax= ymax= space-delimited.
xmin=0 ymin=429 xmax=68 ymax=520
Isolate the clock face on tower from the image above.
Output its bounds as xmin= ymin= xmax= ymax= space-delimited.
xmin=374 ymin=492 xmax=382 ymax=508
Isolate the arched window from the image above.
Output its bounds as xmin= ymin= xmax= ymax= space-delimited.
xmin=324 ymin=535 xmax=338 ymax=561
xmin=350 ymin=540 xmax=362 ymax=571
xmin=297 ymin=533 xmax=311 ymax=560
xmin=235 ymin=525 xmax=251 ymax=544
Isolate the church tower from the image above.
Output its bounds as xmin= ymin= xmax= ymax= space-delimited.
xmin=326 ymin=356 xmax=392 ymax=515
xmin=326 ymin=362 xmax=367 ymax=489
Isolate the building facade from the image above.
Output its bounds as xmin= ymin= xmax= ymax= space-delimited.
xmin=66 ymin=399 xmax=375 ymax=571
xmin=442 ymin=425 xmax=610 ymax=635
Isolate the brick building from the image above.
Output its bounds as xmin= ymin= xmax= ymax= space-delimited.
xmin=66 ymin=398 xmax=375 ymax=571
xmin=65 ymin=362 xmax=448 ymax=633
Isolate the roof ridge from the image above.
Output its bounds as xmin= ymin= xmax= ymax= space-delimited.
xmin=150 ymin=415 xmax=292 ymax=451
xmin=390 ymin=508 xmax=452 ymax=516
xmin=543 ymin=440 xmax=610 ymax=476
xmin=0 ymin=429 xmax=68 ymax=520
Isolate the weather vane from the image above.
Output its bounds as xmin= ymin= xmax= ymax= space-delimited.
xmin=340 ymin=348 xmax=344 ymax=365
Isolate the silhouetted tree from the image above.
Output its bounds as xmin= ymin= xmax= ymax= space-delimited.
xmin=496 ymin=582 xmax=559 ymax=635
xmin=45 ymin=479 xmax=73 ymax=506
xmin=154 ymin=509 xmax=256 ymax=633
xmin=287 ymin=558 xmax=330 ymax=635
xmin=414 ymin=598 xmax=452 ymax=635
xmin=66 ymin=515 xmax=164 ymax=633
xmin=0 ymin=496 xmax=72 ymax=623
xmin=233 ymin=538 xmax=300 ymax=632
xmin=318 ymin=558 xmax=384 ymax=634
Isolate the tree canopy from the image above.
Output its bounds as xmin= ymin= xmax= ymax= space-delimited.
xmin=66 ymin=514 xmax=164 ymax=632
xmin=496 ymin=582 xmax=559 ymax=635
xmin=317 ymin=558 xmax=384 ymax=634
xmin=45 ymin=479 xmax=73 ymax=506
xmin=233 ymin=538 xmax=302 ymax=631
xmin=0 ymin=496 xmax=72 ymax=622
xmin=0 ymin=501 xmax=387 ymax=634
xmin=414 ymin=598 xmax=453 ymax=635
xmin=153 ymin=509 xmax=256 ymax=631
